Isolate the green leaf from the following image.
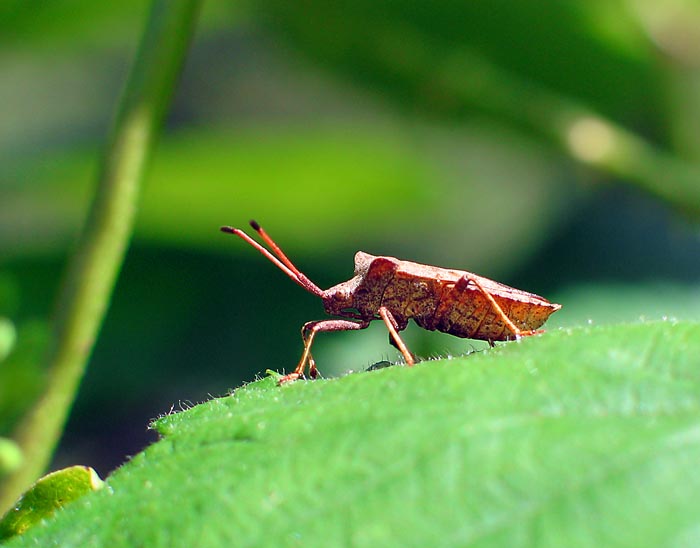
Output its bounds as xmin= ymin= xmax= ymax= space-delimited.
xmin=0 ymin=440 xmax=21 ymax=477
xmin=4 ymin=321 xmax=700 ymax=546
xmin=2 ymin=124 xmax=564 ymax=273
xmin=0 ymin=466 xmax=104 ymax=541
xmin=0 ymin=320 xmax=49 ymax=434
xmin=0 ymin=319 xmax=16 ymax=364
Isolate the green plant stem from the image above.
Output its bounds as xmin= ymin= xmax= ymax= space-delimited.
xmin=0 ymin=0 xmax=201 ymax=512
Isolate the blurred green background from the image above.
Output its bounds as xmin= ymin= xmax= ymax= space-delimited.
xmin=1 ymin=1 xmax=700 ymax=477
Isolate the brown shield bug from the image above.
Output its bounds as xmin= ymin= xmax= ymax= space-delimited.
xmin=221 ymin=221 xmax=561 ymax=384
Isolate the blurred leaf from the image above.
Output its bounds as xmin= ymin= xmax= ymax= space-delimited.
xmin=0 ymin=1 xmax=144 ymax=48
xmin=0 ymin=1 xmax=238 ymax=50
xmin=0 ymin=127 xmax=436 ymax=251
xmin=252 ymin=1 xmax=700 ymax=215
xmin=0 ymin=465 xmax=103 ymax=542
xmin=0 ymin=319 xmax=16 ymax=364
xmin=139 ymin=127 xmax=438 ymax=249
xmin=550 ymin=283 xmax=700 ymax=328
xmin=256 ymin=0 xmax=660 ymax=127
xmin=0 ymin=321 xmax=49 ymax=435
xmin=1 ymin=125 xmax=566 ymax=271
xmin=0 ymin=439 xmax=21 ymax=477
xmin=5 ymin=321 xmax=700 ymax=546
xmin=0 ymin=276 xmax=20 ymax=319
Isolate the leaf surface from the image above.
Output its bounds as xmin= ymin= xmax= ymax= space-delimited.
xmin=4 ymin=321 xmax=700 ymax=547
xmin=0 ymin=466 xmax=103 ymax=541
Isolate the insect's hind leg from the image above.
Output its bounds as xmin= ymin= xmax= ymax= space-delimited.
xmin=279 ymin=319 xmax=371 ymax=384
xmin=464 ymin=276 xmax=542 ymax=339
xmin=378 ymin=307 xmax=415 ymax=366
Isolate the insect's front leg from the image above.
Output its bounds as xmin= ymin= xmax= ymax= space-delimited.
xmin=378 ymin=307 xmax=415 ymax=366
xmin=278 ymin=319 xmax=371 ymax=384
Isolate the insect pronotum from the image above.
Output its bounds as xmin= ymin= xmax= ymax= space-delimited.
xmin=221 ymin=221 xmax=561 ymax=384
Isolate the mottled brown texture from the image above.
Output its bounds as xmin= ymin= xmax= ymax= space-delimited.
xmin=325 ymin=253 xmax=561 ymax=342
xmin=222 ymin=223 xmax=562 ymax=383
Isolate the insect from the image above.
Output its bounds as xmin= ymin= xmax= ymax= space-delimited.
xmin=221 ymin=221 xmax=561 ymax=384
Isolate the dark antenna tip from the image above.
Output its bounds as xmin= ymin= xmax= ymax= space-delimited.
xmin=220 ymin=226 xmax=235 ymax=234
xmin=249 ymin=220 xmax=261 ymax=231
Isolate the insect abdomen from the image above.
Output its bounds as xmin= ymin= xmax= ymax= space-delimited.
xmin=352 ymin=255 xmax=560 ymax=342
xmin=378 ymin=274 xmax=444 ymax=329
xmin=428 ymin=284 xmax=557 ymax=341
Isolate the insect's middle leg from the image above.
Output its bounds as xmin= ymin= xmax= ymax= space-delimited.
xmin=378 ymin=307 xmax=415 ymax=366
xmin=279 ymin=319 xmax=371 ymax=384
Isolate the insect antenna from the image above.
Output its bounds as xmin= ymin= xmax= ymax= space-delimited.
xmin=248 ymin=220 xmax=304 ymax=279
xmin=220 ymin=221 xmax=324 ymax=297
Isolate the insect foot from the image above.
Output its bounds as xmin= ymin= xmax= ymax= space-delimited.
xmin=277 ymin=373 xmax=302 ymax=385
xmin=222 ymin=221 xmax=561 ymax=384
